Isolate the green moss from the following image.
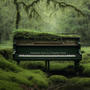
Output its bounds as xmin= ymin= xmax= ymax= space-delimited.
xmin=0 ymin=80 xmax=22 ymax=90
xmin=21 ymin=61 xmax=90 ymax=77
xmin=0 ymin=55 xmax=22 ymax=72
xmin=17 ymin=70 xmax=49 ymax=88
xmin=13 ymin=30 xmax=80 ymax=41
xmin=0 ymin=55 xmax=49 ymax=88
xmin=20 ymin=61 xmax=45 ymax=70
xmin=50 ymin=62 xmax=72 ymax=71
xmin=0 ymin=69 xmax=49 ymax=88
xmin=0 ymin=69 xmax=33 ymax=87
xmin=81 ymin=64 xmax=90 ymax=76
xmin=0 ymin=69 xmax=48 ymax=88
xmin=69 ymin=77 xmax=90 ymax=87
xmin=49 ymin=75 xmax=67 ymax=85
xmin=81 ymin=47 xmax=90 ymax=63
xmin=0 ymin=41 xmax=12 ymax=49
xmin=0 ymin=48 xmax=13 ymax=60
xmin=63 ymin=77 xmax=90 ymax=90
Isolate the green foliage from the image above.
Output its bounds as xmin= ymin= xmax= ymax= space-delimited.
xmin=0 ymin=41 xmax=13 ymax=49
xmin=21 ymin=61 xmax=76 ymax=76
xmin=0 ymin=54 xmax=49 ymax=88
xmin=17 ymin=70 xmax=49 ymax=88
xmin=70 ymin=77 xmax=90 ymax=86
xmin=0 ymin=42 xmax=13 ymax=61
xmin=0 ymin=0 xmax=90 ymax=44
xmin=0 ymin=69 xmax=48 ymax=88
xmin=81 ymin=64 xmax=90 ymax=76
xmin=61 ymin=0 xmax=90 ymax=44
xmin=64 ymin=77 xmax=90 ymax=90
xmin=0 ymin=69 xmax=33 ymax=87
xmin=0 ymin=48 xmax=13 ymax=59
xmin=49 ymin=75 xmax=67 ymax=85
xmin=0 ymin=55 xmax=22 ymax=72
xmin=21 ymin=61 xmax=45 ymax=70
xmin=81 ymin=47 xmax=90 ymax=63
xmin=62 ymin=77 xmax=90 ymax=90
xmin=50 ymin=62 xmax=72 ymax=71
xmin=0 ymin=0 xmax=15 ymax=43
xmin=0 ymin=46 xmax=90 ymax=89
xmin=0 ymin=80 xmax=22 ymax=90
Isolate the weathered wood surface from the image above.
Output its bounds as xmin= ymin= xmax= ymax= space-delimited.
xmin=15 ymin=40 xmax=78 ymax=46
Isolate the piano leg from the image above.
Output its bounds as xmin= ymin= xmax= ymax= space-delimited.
xmin=47 ymin=60 xmax=50 ymax=72
xmin=74 ymin=60 xmax=80 ymax=75
xmin=45 ymin=61 xmax=47 ymax=70
xmin=17 ymin=60 xmax=20 ymax=65
xmin=45 ymin=60 xmax=50 ymax=73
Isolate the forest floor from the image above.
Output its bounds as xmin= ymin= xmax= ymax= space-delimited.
xmin=0 ymin=42 xmax=90 ymax=90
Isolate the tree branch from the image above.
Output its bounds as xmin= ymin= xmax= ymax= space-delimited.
xmin=18 ymin=0 xmax=41 ymax=20
xmin=14 ymin=0 xmax=41 ymax=29
xmin=13 ymin=0 xmax=86 ymax=29
xmin=49 ymin=0 xmax=85 ymax=16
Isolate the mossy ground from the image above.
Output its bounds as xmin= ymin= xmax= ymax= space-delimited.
xmin=0 ymin=54 xmax=48 ymax=90
xmin=0 ymin=44 xmax=90 ymax=90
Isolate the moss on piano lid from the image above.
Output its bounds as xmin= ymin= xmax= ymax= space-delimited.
xmin=13 ymin=29 xmax=80 ymax=40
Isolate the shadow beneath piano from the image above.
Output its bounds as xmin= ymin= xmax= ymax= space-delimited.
xmin=48 ymin=65 xmax=84 ymax=77
xmin=20 ymin=61 xmax=85 ymax=77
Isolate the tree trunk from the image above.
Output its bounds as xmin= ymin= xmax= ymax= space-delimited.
xmin=0 ymin=33 xmax=2 ymax=43
xmin=14 ymin=0 xmax=20 ymax=29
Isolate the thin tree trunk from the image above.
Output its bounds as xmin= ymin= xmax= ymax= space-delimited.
xmin=14 ymin=0 xmax=20 ymax=29
xmin=0 ymin=33 xmax=2 ymax=43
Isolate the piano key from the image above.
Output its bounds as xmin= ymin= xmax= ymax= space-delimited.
xmin=18 ymin=55 xmax=76 ymax=57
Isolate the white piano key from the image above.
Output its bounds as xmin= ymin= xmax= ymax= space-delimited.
xmin=18 ymin=55 xmax=76 ymax=57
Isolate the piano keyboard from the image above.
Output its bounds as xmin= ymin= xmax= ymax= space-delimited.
xmin=18 ymin=55 xmax=76 ymax=57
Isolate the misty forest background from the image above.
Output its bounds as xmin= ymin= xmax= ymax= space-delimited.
xmin=0 ymin=0 xmax=90 ymax=90
xmin=0 ymin=0 xmax=90 ymax=45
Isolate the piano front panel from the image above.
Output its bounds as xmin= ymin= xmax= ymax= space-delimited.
xmin=13 ymin=45 xmax=82 ymax=61
xmin=15 ymin=46 xmax=80 ymax=55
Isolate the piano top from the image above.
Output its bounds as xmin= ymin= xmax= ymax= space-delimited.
xmin=14 ymin=41 xmax=79 ymax=46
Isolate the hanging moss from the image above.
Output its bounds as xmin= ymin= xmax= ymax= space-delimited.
xmin=13 ymin=29 xmax=80 ymax=41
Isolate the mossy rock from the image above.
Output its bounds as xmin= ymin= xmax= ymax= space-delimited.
xmin=0 ymin=48 xmax=13 ymax=60
xmin=0 ymin=55 xmax=22 ymax=72
xmin=49 ymin=75 xmax=68 ymax=85
xmin=0 ymin=55 xmax=49 ymax=89
xmin=0 ymin=80 xmax=22 ymax=90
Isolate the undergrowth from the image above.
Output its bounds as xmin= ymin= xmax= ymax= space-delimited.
xmin=0 ymin=47 xmax=90 ymax=89
xmin=0 ymin=80 xmax=22 ymax=90
xmin=0 ymin=55 xmax=49 ymax=89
